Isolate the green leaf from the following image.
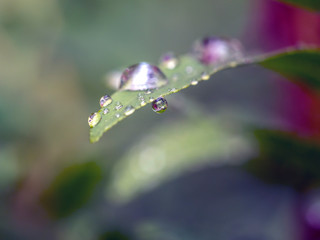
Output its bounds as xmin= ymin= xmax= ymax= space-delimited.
xmin=260 ymin=49 xmax=320 ymax=89
xmin=90 ymin=48 xmax=320 ymax=143
xmin=246 ymin=130 xmax=320 ymax=190
xmin=277 ymin=0 xmax=320 ymax=11
xmin=40 ymin=162 xmax=102 ymax=219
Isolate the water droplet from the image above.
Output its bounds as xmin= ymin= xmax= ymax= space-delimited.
xmin=145 ymin=89 xmax=154 ymax=95
xmin=115 ymin=113 xmax=121 ymax=118
xmin=191 ymin=79 xmax=198 ymax=85
xmin=149 ymin=96 xmax=155 ymax=102
xmin=159 ymin=52 xmax=178 ymax=70
xmin=88 ymin=112 xmax=101 ymax=128
xmin=99 ymin=95 xmax=113 ymax=107
xmin=119 ymin=62 xmax=168 ymax=91
xmin=172 ymin=73 xmax=180 ymax=82
xmin=152 ymin=97 xmax=168 ymax=114
xmin=193 ymin=36 xmax=244 ymax=65
xmin=124 ymin=105 xmax=135 ymax=116
xmin=185 ymin=66 xmax=193 ymax=74
xmin=168 ymin=88 xmax=177 ymax=93
xmin=114 ymin=101 xmax=123 ymax=111
xmin=201 ymin=72 xmax=210 ymax=80
xmin=103 ymin=108 xmax=109 ymax=115
xmin=140 ymin=100 xmax=147 ymax=106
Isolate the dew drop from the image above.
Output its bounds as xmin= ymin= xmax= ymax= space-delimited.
xmin=149 ymin=96 xmax=155 ymax=102
xmin=124 ymin=105 xmax=135 ymax=116
xmin=88 ymin=112 xmax=101 ymax=128
xmin=145 ymin=89 xmax=154 ymax=95
xmin=119 ymin=62 xmax=168 ymax=91
xmin=193 ymin=36 xmax=244 ymax=65
xmin=140 ymin=100 xmax=147 ymax=106
xmin=152 ymin=97 xmax=168 ymax=114
xmin=103 ymin=108 xmax=109 ymax=115
xmin=201 ymin=72 xmax=210 ymax=81
xmin=99 ymin=95 xmax=113 ymax=107
xmin=168 ymin=88 xmax=177 ymax=93
xmin=114 ymin=101 xmax=123 ymax=111
xmin=172 ymin=73 xmax=180 ymax=82
xmin=191 ymin=79 xmax=199 ymax=85
xmin=159 ymin=52 xmax=178 ymax=70
xmin=185 ymin=66 xmax=194 ymax=74
xmin=115 ymin=113 xmax=121 ymax=118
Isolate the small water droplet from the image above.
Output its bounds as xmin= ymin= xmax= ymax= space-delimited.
xmin=145 ymin=89 xmax=154 ymax=95
xmin=191 ymin=79 xmax=199 ymax=85
xmin=172 ymin=73 xmax=180 ymax=82
xmin=119 ymin=62 xmax=168 ymax=91
xmin=193 ymin=36 xmax=244 ymax=65
xmin=114 ymin=101 xmax=123 ymax=111
xmin=115 ymin=113 xmax=121 ymax=118
xmin=100 ymin=95 xmax=113 ymax=107
xmin=103 ymin=108 xmax=109 ymax=115
xmin=201 ymin=72 xmax=210 ymax=80
xmin=152 ymin=97 xmax=168 ymax=114
xmin=124 ymin=105 xmax=135 ymax=116
xmin=140 ymin=100 xmax=147 ymax=106
xmin=88 ymin=112 xmax=101 ymax=128
xmin=159 ymin=52 xmax=178 ymax=70
xmin=168 ymin=88 xmax=177 ymax=93
xmin=149 ymin=96 xmax=155 ymax=102
xmin=185 ymin=66 xmax=193 ymax=74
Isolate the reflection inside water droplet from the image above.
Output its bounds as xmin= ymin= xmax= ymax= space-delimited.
xmin=152 ymin=97 xmax=168 ymax=113
xmin=119 ymin=62 xmax=168 ymax=91
xmin=115 ymin=113 xmax=121 ymax=118
xmin=88 ymin=112 xmax=101 ymax=128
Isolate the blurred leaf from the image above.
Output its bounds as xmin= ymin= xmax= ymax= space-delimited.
xmin=90 ymin=48 xmax=320 ymax=143
xmin=277 ymin=0 xmax=320 ymax=11
xmin=246 ymin=130 xmax=320 ymax=190
xmin=260 ymin=49 xmax=320 ymax=89
xmin=107 ymin=116 xmax=254 ymax=202
xmin=99 ymin=230 xmax=130 ymax=240
xmin=41 ymin=162 xmax=102 ymax=219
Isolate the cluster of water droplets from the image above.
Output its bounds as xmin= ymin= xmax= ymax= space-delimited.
xmin=90 ymin=36 xmax=245 ymax=128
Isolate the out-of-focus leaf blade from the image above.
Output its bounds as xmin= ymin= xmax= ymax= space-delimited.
xmin=106 ymin=116 xmax=254 ymax=202
xmin=41 ymin=162 xmax=102 ymax=219
xmin=277 ymin=0 xmax=320 ymax=11
xmin=260 ymin=49 xmax=320 ymax=89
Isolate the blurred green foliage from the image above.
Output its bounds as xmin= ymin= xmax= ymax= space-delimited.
xmin=40 ymin=162 xmax=102 ymax=218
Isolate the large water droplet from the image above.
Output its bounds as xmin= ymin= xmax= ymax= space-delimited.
xmin=119 ymin=62 xmax=168 ymax=91
xmin=159 ymin=52 xmax=178 ymax=70
xmin=100 ymin=95 xmax=113 ymax=107
xmin=193 ymin=36 xmax=244 ymax=65
xmin=88 ymin=112 xmax=101 ymax=128
xmin=124 ymin=105 xmax=135 ymax=116
xmin=152 ymin=97 xmax=168 ymax=113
